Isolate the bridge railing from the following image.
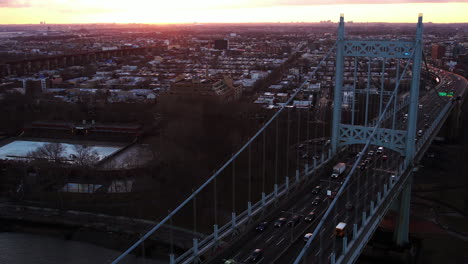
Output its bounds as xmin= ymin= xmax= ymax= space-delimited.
xmin=416 ymin=100 xmax=453 ymax=152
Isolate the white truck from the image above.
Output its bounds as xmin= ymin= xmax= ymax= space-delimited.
xmin=331 ymin=163 xmax=346 ymax=178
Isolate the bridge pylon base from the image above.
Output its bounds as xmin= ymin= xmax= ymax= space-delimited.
xmin=393 ymin=173 xmax=412 ymax=246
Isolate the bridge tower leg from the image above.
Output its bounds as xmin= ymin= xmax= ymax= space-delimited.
xmin=393 ymin=174 xmax=412 ymax=246
xmin=331 ymin=14 xmax=345 ymax=155
xmin=405 ymin=14 xmax=424 ymax=162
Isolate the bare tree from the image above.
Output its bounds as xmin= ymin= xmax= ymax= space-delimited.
xmin=28 ymin=143 xmax=65 ymax=163
xmin=72 ymin=145 xmax=100 ymax=167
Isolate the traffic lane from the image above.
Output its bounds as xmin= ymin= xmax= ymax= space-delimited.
xmin=267 ymin=181 xmax=344 ymax=263
xmin=232 ymin=173 xmax=338 ymax=263
xmin=255 ymin=196 xmax=331 ymax=263
xmin=273 ymin=204 xmax=338 ymax=263
xmin=219 ymin=179 xmax=326 ymax=263
xmin=232 ymin=191 xmax=323 ymax=263
xmin=265 ymin=206 xmax=330 ymax=263
xmin=329 ymin=151 xmax=400 ymax=258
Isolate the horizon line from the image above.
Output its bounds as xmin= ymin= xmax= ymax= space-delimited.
xmin=1 ymin=21 xmax=467 ymax=26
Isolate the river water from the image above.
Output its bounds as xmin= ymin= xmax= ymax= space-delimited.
xmin=0 ymin=233 xmax=163 ymax=264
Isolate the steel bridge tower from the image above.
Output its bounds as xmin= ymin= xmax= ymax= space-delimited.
xmin=330 ymin=14 xmax=424 ymax=246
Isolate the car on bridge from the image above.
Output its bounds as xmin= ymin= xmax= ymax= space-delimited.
xmin=255 ymin=221 xmax=269 ymax=232
xmin=304 ymin=211 xmax=316 ymax=222
xmin=376 ymin=146 xmax=384 ymax=154
xmin=312 ymin=197 xmax=322 ymax=205
xmin=335 ymin=222 xmax=348 ymax=237
xmin=312 ymin=185 xmax=321 ymax=194
xmin=331 ymin=163 xmax=346 ymax=178
xmin=359 ymin=162 xmax=367 ymax=171
xmin=328 ymin=191 xmax=337 ymax=199
xmin=247 ymin=248 xmax=263 ymax=263
xmin=417 ymin=129 xmax=423 ymax=137
xmin=274 ymin=217 xmax=287 ymax=227
xmin=287 ymin=215 xmax=301 ymax=227
xmin=304 ymin=232 xmax=313 ymax=242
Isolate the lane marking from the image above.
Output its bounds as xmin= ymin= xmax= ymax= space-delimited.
xmin=276 ymin=237 xmax=285 ymax=246
xmin=266 ymin=235 xmax=275 ymax=244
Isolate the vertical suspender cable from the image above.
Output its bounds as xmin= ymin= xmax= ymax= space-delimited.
xmin=262 ymin=131 xmax=266 ymax=194
xmin=248 ymin=143 xmax=252 ymax=202
xmin=365 ymin=58 xmax=371 ymax=127
xmin=393 ymin=61 xmax=400 ymax=131
xmin=214 ymin=177 xmax=217 ymax=227
xmin=379 ymin=58 xmax=386 ymax=117
xmin=275 ymin=118 xmax=279 ymax=185
xmin=297 ymin=108 xmax=301 ymax=168
xmin=286 ymin=108 xmax=291 ymax=178
xmin=352 ymin=57 xmax=357 ymax=125
xmin=232 ymin=159 xmax=236 ymax=213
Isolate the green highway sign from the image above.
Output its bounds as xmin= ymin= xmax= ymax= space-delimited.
xmin=438 ymin=92 xmax=454 ymax=97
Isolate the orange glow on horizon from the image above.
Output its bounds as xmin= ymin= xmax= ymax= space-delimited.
xmin=0 ymin=1 xmax=467 ymax=24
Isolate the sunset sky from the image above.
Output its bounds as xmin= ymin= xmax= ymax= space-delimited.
xmin=0 ymin=0 xmax=467 ymax=24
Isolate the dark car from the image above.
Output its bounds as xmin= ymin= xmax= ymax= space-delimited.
xmin=287 ymin=215 xmax=301 ymax=227
xmin=381 ymin=155 xmax=388 ymax=161
xmin=328 ymin=191 xmax=337 ymax=199
xmin=365 ymin=157 xmax=373 ymax=164
xmin=255 ymin=221 xmax=268 ymax=232
xmin=304 ymin=211 xmax=315 ymax=222
xmin=247 ymin=248 xmax=263 ymax=263
xmin=274 ymin=217 xmax=287 ymax=228
xmin=312 ymin=185 xmax=321 ymax=194
xmin=417 ymin=130 xmax=423 ymax=137
xmin=312 ymin=197 xmax=321 ymax=205
xmin=359 ymin=162 xmax=367 ymax=171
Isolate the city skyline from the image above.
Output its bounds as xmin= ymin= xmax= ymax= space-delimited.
xmin=0 ymin=0 xmax=468 ymax=24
